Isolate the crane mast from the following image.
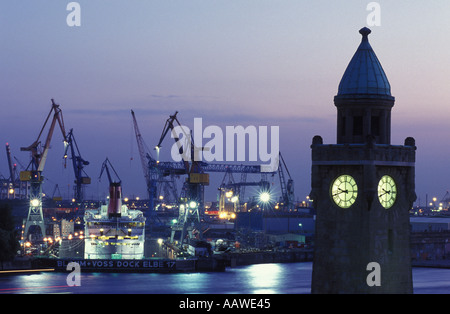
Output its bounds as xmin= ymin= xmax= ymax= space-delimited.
xmin=131 ymin=109 xmax=156 ymax=204
xmin=3 ymin=143 xmax=27 ymax=199
xmin=157 ymin=112 xmax=209 ymax=244
xmin=156 ymin=111 xmax=192 ymax=173
xmin=278 ymin=152 xmax=295 ymax=211
xmin=3 ymin=148 xmax=29 ymax=199
xmin=99 ymin=157 xmax=121 ymax=185
xmin=131 ymin=110 xmax=151 ymax=186
xmin=21 ymin=99 xmax=67 ymax=172
xmin=64 ymin=129 xmax=91 ymax=201
xmin=20 ymin=99 xmax=68 ymax=242
xmin=6 ymin=143 xmax=15 ymax=186
xmin=131 ymin=110 xmax=177 ymax=232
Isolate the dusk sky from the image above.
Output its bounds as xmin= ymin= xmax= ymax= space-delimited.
xmin=1 ymin=1 xmax=450 ymax=205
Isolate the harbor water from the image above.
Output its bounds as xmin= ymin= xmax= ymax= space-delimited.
xmin=0 ymin=262 xmax=449 ymax=294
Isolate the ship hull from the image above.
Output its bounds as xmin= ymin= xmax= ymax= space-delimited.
xmin=31 ymin=258 xmax=200 ymax=273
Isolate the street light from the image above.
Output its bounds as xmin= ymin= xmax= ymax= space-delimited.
xmin=189 ymin=201 xmax=197 ymax=209
xmin=259 ymin=192 xmax=271 ymax=203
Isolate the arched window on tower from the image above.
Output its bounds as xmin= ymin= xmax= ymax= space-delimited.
xmin=371 ymin=116 xmax=380 ymax=137
xmin=353 ymin=116 xmax=363 ymax=136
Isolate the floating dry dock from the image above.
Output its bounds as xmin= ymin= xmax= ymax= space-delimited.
xmin=32 ymin=257 xmax=225 ymax=273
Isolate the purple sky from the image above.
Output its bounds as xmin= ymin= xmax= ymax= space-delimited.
xmin=1 ymin=1 xmax=450 ymax=205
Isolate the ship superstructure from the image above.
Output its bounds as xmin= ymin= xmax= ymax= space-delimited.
xmin=84 ymin=183 xmax=146 ymax=259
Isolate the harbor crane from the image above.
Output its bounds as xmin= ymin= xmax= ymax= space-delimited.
xmin=51 ymin=184 xmax=63 ymax=201
xmin=133 ymin=111 xmax=274 ymax=205
xmin=218 ymin=170 xmax=271 ymax=219
xmin=131 ymin=110 xmax=152 ymax=197
xmin=0 ymin=145 xmax=29 ymax=199
xmin=278 ymin=152 xmax=295 ymax=211
xmin=99 ymin=157 xmax=123 ymax=218
xmin=156 ymin=112 xmax=213 ymax=179
xmin=131 ymin=110 xmax=178 ymax=215
xmin=6 ymin=143 xmax=16 ymax=187
xmin=64 ymin=128 xmax=91 ymax=201
xmin=216 ymin=153 xmax=295 ymax=215
xmin=133 ymin=110 xmax=282 ymax=244
xmin=20 ymin=99 xmax=68 ymax=242
xmin=99 ymin=157 xmax=121 ymax=185
xmin=155 ymin=112 xmax=281 ymax=244
xmin=1 ymin=143 xmax=28 ymax=199
xmin=156 ymin=112 xmax=209 ymax=244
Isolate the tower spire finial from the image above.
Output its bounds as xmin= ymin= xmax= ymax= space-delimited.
xmin=359 ymin=27 xmax=371 ymax=41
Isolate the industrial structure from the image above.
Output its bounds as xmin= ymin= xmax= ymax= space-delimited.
xmin=218 ymin=169 xmax=270 ymax=218
xmin=131 ymin=110 xmax=297 ymax=247
xmin=5 ymin=99 xmax=299 ymax=260
xmin=63 ymin=129 xmax=91 ymax=201
xmin=20 ymin=99 xmax=68 ymax=242
xmin=0 ymin=143 xmax=29 ymax=199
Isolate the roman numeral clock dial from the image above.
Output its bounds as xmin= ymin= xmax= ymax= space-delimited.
xmin=378 ymin=175 xmax=397 ymax=209
xmin=331 ymin=175 xmax=358 ymax=208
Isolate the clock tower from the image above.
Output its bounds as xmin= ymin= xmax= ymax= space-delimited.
xmin=310 ymin=28 xmax=416 ymax=294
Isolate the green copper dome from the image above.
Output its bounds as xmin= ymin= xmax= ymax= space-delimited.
xmin=337 ymin=27 xmax=393 ymax=98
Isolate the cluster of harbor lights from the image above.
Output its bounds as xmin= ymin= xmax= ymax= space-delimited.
xmin=21 ymin=228 xmax=85 ymax=255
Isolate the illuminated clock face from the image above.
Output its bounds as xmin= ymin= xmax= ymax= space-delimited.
xmin=378 ymin=175 xmax=397 ymax=209
xmin=331 ymin=175 xmax=358 ymax=208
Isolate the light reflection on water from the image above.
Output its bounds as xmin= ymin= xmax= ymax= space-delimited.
xmin=0 ymin=262 xmax=448 ymax=294
xmin=243 ymin=264 xmax=282 ymax=294
xmin=412 ymin=267 xmax=450 ymax=294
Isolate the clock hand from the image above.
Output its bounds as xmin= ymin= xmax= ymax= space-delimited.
xmin=333 ymin=188 xmax=349 ymax=197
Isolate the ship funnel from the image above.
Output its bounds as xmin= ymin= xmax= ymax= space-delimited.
xmin=108 ymin=182 xmax=122 ymax=218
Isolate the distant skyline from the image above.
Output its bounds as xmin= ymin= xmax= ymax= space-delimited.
xmin=1 ymin=1 xmax=450 ymax=205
